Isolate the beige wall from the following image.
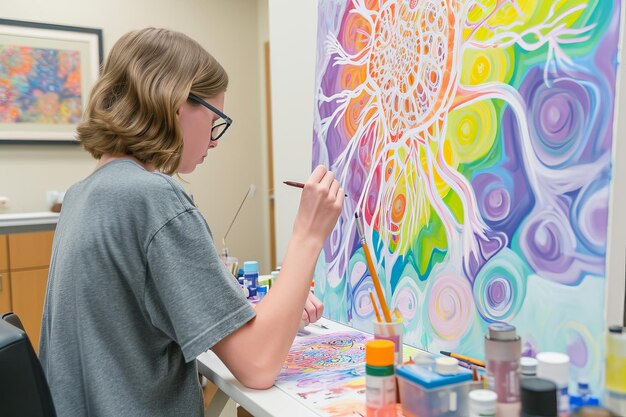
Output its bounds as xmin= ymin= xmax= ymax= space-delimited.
xmin=268 ymin=0 xmax=317 ymax=263
xmin=0 ymin=0 xmax=271 ymax=272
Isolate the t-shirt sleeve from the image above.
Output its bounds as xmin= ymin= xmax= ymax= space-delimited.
xmin=144 ymin=209 xmax=256 ymax=362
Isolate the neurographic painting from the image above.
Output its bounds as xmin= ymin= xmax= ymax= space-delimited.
xmin=313 ymin=0 xmax=622 ymax=390
xmin=276 ymin=332 xmax=370 ymax=416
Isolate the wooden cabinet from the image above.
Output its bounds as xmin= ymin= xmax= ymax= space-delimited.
xmin=11 ymin=268 xmax=50 ymax=351
xmin=8 ymin=232 xmax=54 ymax=270
xmin=0 ymin=235 xmax=10 ymax=314
xmin=0 ymin=231 xmax=54 ymax=354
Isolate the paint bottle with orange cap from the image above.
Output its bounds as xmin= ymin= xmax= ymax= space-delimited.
xmin=366 ymin=339 xmax=397 ymax=417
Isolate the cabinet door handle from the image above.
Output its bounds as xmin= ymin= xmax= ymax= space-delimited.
xmin=0 ymin=272 xmax=2 ymax=292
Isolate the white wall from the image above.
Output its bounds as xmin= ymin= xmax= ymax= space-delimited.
xmin=0 ymin=0 xmax=271 ymax=272
xmin=268 ymin=2 xmax=626 ymax=323
xmin=268 ymin=0 xmax=317 ymax=262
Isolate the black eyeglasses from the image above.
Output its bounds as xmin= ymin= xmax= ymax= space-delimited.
xmin=188 ymin=93 xmax=233 ymax=141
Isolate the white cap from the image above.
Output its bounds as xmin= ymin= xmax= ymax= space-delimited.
xmin=536 ymin=352 xmax=569 ymax=387
xmin=520 ymin=356 xmax=538 ymax=375
xmin=435 ymin=356 xmax=459 ymax=375
xmin=469 ymin=389 xmax=497 ymax=414
xmin=413 ymin=351 xmax=435 ymax=367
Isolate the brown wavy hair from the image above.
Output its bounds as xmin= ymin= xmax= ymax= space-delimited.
xmin=77 ymin=28 xmax=228 ymax=175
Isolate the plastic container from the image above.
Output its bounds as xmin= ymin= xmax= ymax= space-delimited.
xmin=469 ymin=389 xmax=497 ymax=417
xmin=536 ymin=352 xmax=569 ymax=415
xmin=605 ymin=325 xmax=626 ymax=416
xmin=521 ymin=357 xmax=538 ymax=377
xmin=243 ymin=261 xmax=259 ymax=300
xmin=257 ymin=285 xmax=268 ymax=300
xmin=258 ymin=275 xmax=272 ymax=289
xmin=412 ymin=351 xmax=436 ymax=371
xmin=485 ymin=323 xmax=521 ymax=414
xmin=569 ymin=379 xmax=599 ymax=411
xmin=372 ymin=318 xmax=403 ymax=365
xmin=397 ymin=360 xmax=473 ymax=417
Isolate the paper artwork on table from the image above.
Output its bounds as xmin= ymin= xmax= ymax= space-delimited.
xmin=275 ymin=331 xmax=370 ymax=417
xmin=276 ymin=331 xmax=419 ymax=416
xmin=313 ymin=0 xmax=622 ymax=391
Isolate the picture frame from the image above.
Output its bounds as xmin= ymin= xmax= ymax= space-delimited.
xmin=0 ymin=19 xmax=103 ymax=144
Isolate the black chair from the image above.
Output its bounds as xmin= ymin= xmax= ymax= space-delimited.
xmin=0 ymin=312 xmax=57 ymax=417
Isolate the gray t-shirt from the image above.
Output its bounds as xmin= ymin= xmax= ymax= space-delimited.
xmin=39 ymin=159 xmax=256 ymax=417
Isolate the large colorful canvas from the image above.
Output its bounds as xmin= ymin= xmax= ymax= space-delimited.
xmin=313 ymin=0 xmax=622 ymax=390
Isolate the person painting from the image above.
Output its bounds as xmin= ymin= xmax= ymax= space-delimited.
xmin=39 ymin=27 xmax=343 ymax=416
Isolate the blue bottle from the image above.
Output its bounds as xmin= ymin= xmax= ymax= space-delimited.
xmin=257 ymin=285 xmax=268 ymax=300
xmin=243 ymin=261 xmax=259 ymax=299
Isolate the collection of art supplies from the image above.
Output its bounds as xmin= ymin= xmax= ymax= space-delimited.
xmin=361 ymin=320 xmax=625 ymax=417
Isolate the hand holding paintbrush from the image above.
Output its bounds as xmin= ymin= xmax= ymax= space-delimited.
xmin=283 ymin=181 xmax=349 ymax=197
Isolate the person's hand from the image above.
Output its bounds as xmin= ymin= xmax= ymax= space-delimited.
xmin=292 ymin=165 xmax=344 ymax=246
xmin=300 ymin=292 xmax=324 ymax=327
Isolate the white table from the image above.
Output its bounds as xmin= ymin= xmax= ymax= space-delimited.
xmin=197 ymin=318 xmax=358 ymax=417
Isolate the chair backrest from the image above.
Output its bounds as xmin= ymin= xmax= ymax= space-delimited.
xmin=2 ymin=311 xmax=25 ymax=331
xmin=0 ymin=312 xmax=57 ymax=417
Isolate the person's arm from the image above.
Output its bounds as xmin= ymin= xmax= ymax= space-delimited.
xmin=211 ymin=165 xmax=343 ymax=389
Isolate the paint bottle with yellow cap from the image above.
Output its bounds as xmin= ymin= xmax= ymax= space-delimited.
xmin=366 ymin=339 xmax=397 ymax=417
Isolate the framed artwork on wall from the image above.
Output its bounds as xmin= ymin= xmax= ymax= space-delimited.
xmin=0 ymin=19 xmax=103 ymax=144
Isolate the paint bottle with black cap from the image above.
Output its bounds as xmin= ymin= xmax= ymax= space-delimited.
xmin=520 ymin=377 xmax=558 ymax=417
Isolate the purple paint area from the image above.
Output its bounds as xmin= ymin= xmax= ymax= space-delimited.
xmin=519 ymin=64 xmax=616 ymax=168
xmin=571 ymin=180 xmax=610 ymax=256
xmin=593 ymin=0 xmax=621 ymax=154
xmin=487 ymin=278 xmax=509 ymax=307
xmin=473 ymin=170 xmax=534 ymax=239
xmin=567 ymin=333 xmax=589 ymax=368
